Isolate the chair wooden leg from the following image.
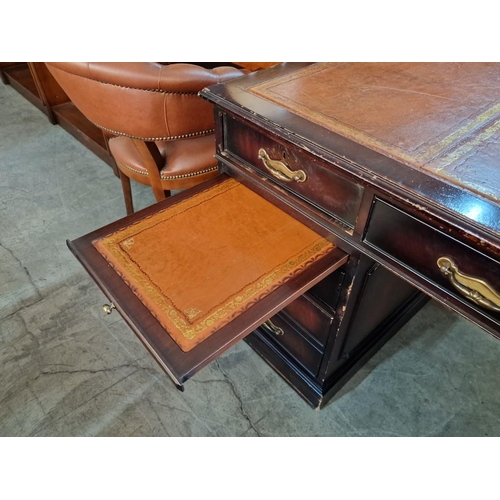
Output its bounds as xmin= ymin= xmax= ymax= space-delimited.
xmin=119 ymin=171 xmax=134 ymax=215
xmin=164 ymin=190 xmax=171 ymax=198
xmin=151 ymin=185 xmax=168 ymax=203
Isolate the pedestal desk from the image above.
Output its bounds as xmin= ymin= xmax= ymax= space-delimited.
xmin=69 ymin=63 xmax=500 ymax=408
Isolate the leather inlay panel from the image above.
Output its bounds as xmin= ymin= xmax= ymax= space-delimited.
xmin=249 ymin=63 xmax=500 ymax=201
xmin=429 ymin=125 xmax=500 ymax=202
xmin=93 ymin=178 xmax=336 ymax=352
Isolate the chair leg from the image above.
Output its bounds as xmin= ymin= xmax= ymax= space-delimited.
xmin=151 ymin=185 xmax=168 ymax=203
xmin=119 ymin=171 xmax=134 ymax=215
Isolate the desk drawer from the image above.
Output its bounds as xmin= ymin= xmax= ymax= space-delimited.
xmin=281 ymin=293 xmax=335 ymax=347
xmin=223 ymin=114 xmax=364 ymax=228
xmin=307 ymin=268 xmax=345 ymax=310
xmin=364 ymin=199 xmax=500 ymax=326
xmin=259 ymin=314 xmax=324 ymax=377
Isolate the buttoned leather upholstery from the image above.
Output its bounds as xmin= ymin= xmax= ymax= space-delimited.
xmin=45 ymin=62 xmax=246 ymax=214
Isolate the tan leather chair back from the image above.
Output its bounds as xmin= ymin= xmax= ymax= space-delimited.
xmin=45 ymin=62 xmax=242 ymax=140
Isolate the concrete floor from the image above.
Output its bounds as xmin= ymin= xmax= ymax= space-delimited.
xmin=1 ymin=80 xmax=499 ymax=437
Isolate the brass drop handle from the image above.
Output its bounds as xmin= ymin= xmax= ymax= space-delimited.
xmin=102 ymin=303 xmax=116 ymax=315
xmin=262 ymin=319 xmax=285 ymax=336
xmin=258 ymin=148 xmax=307 ymax=183
xmin=437 ymin=257 xmax=500 ymax=313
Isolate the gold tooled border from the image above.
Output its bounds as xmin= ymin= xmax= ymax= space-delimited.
xmin=249 ymin=63 xmax=500 ymax=169
xmin=93 ymin=179 xmax=335 ymax=350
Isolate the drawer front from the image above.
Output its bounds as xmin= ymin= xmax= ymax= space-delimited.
xmin=260 ymin=314 xmax=324 ymax=377
xmin=308 ymin=268 xmax=345 ymax=311
xmin=281 ymin=293 xmax=334 ymax=347
xmin=223 ymin=113 xmax=364 ymax=229
xmin=364 ymin=198 xmax=500 ymax=328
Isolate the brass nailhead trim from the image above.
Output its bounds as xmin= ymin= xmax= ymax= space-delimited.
xmin=120 ymin=164 xmax=148 ymax=176
xmin=96 ymin=121 xmax=214 ymax=142
xmin=54 ymin=66 xmax=200 ymax=95
xmin=120 ymin=163 xmax=218 ymax=180
xmin=161 ymin=166 xmax=218 ymax=180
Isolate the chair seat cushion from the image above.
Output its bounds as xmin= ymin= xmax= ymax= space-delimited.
xmin=109 ymin=134 xmax=218 ymax=180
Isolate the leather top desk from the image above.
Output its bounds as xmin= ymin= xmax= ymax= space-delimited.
xmin=69 ymin=63 xmax=500 ymax=408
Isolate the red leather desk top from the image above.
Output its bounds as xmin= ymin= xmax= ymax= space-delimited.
xmin=249 ymin=62 xmax=500 ymax=204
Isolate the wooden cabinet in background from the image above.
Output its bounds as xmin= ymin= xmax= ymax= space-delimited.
xmin=1 ymin=62 xmax=281 ymax=176
xmin=1 ymin=62 xmax=117 ymax=174
xmin=1 ymin=62 xmax=48 ymax=113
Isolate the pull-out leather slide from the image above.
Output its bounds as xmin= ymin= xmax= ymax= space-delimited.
xmin=68 ymin=175 xmax=348 ymax=389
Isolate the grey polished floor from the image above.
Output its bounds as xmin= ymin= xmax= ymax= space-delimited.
xmin=1 ymin=81 xmax=499 ymax=437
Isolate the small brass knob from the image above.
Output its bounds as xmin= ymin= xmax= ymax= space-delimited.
xmin=102 ymin=303 xmax=116 ymax=315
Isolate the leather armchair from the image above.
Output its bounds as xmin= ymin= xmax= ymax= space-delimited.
xmin=45 ymin=62 xmax=246 ymax=214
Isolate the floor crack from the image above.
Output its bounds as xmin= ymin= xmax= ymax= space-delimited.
xmin=29 ymin=368 xmax=141 ymax=436
xmin=36 ymin=364 xmax=140 ymax=378
xmin=0 ymin=295 xmax=45 ymax=324
xmin=215 ymin=360 xmax=262 ymax=437
xmin=0 ymin=240 xmax=43 ymax=301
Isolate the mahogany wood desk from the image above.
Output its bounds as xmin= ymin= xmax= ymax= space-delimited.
xmin=69 ymin=63 xmax=500 ymax=408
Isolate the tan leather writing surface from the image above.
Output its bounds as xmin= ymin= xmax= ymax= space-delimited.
xmin=249 ymin=63 xmax=500 ymax=202
xmin=93 ymin=179 xmax=335 ymax=352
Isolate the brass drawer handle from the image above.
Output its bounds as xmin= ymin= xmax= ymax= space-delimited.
xmin=437 ymin=257 xmax=500 ymax=312
xmin=262 ymin=319 xmax=285 ymax=336
xmin=102 ymin=303 xmax=116 ymax=315
xmin=258 ymin=148 xmax=307 ymax=183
